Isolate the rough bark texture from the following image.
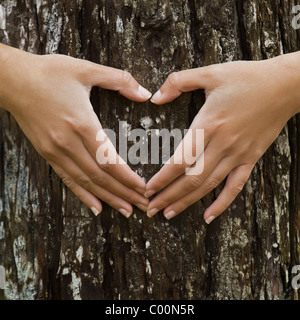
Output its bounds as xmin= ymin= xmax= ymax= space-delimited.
xmin=0 ymin=0 xmax=300 ymax=300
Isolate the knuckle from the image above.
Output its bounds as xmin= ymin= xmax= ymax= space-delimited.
xmin=205 ymin=63 xmax=233 ymax=87
xmin=61 ymin=176 xmax=73 ymax=188
xmin=232 ymin=174 xmax=249 ymax=193
xmin=99 ymin=161 xmax=112 ymax=172
xmin=250 ymin=148 xmax=263 ymax=162
xmin=202 ymin=120 xmax=224 ymax=144
xmin=78 ymin=60 xmax=93 ymax=79
xmin=220 ymin=133 xmax=238 ymax=151
xmin=206 ymin=64 xmax=222 ymax=83
xmin=50 ymin=131 xmax=67 ymax=149
xmin=188 ymin=175 xmax=203 ymax=188
xmin=167 ymin=72 xmax=179 ymax=88
xmin=90 ymin=174 xmax=106 ymax=186
xmin=217 ymin=138 xmax=240 ymax=158
xmin=235 ymin=146 xmax=248 ymax=159
xmin=175 ymin=160 xmax=192 ymax=173
xmin=40 ymin=145 xmax=56 ymax=160
xmin=206 ymin=178 xmax=221 ymax=191
xmin=230 ymin=182 xmax=245 ymax=195
xmin=77 ymin=177 xmax=91 ymax=189
xmin=121 ymin=70 xmax=133 ymax=86
xmin=69 ymin=118 xmax=89 ymax=134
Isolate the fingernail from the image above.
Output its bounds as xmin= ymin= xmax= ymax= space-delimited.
xmin=119 ymin=208 xmax=132 ymax=218
xmin=138 ymin=85 xmax=152 ymax=100
xmin=150 ymin=90 xmax=162 ymax=103
xmin=147 ymin=208 xmax=159 ymax=218
xmin=205 ymin=216 xmax=215 ymax=225
xmin=91 ymin=207 xmax=100 ymax=216
xmin=135 ymin=187 xmax=146 ymax=195
xmin=136 ymin=203 xmax=148 ymax=212
xmin=164 ymin=210 xmax=176 ymax=220
xmin=144 ymin=190 xmax=155 ymax=198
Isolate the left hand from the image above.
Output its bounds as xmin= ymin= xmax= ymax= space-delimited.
xmin=0 ymin=45 xmax=151 ymax=218
xmin=146 ymin=54 xmax=300 ymax=223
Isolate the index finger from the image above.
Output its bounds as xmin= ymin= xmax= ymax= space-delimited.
xmin=150 ymin=66 xmax=215 ymax=105
xmin=80 ymin=113 xmax=146 ymax=195
xmin=145 ymin=117 xmax=209 ymax=198
xmin=87 ymin=62 xmax=152 ymax=102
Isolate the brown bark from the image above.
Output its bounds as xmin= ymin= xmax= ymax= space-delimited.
xmin=0 ymin=0 xmax=299 ymax=300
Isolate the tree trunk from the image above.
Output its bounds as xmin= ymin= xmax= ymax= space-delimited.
xmin=0 ymin=0 xmax=299 ymax=300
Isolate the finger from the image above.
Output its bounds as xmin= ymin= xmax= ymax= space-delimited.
xmin=203 ymin=164 xmax=254 ymax=224
xmin=51 ymin=159 xmax=134 ymax=218
xmin=63 ymin=139 xmax=149 ymax=210
xmin=78 ymin=112 xmax=147 ymax=195
xmin=159 ymin=159 xmax=233 ymax=220
xmin=150 ymin=66 xmax=214 ymax=105
xmin=145 ymin=127 xmax=213 ymax=199
xmin=147 ymin=144 xmax=221 ymax=217
xmin=88 ymin=63 xmax=152 ymax=102
xmin=50 ymin=162 xmax=103 ymax=216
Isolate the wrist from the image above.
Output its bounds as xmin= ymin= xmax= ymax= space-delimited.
xmin=0 ymin=44 xmax=37 ymax=114
xmin=270 ymin=52 xmax=300 ymax=117
xmin=0 ymin=44 xmax=17 ymax=112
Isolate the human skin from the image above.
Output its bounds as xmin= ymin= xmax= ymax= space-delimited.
xmin=0 ymin=43 xmax=151 ymax=218
xmin=146 ymin=52 xmax=300 ymax=224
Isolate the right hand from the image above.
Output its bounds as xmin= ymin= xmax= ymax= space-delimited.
xmin=0 ymin=46 xmax=151 ymax=217
xmin=146 ymin=55 xmax=300 ymax=223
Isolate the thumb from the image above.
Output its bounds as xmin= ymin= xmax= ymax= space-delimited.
xmin=150 ymin=67 xmax=213 ymax=105
xmin=88 ymin=62 xmax=152 ymax=102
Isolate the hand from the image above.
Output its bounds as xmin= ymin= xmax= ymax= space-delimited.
xmin=0 ymin=45 xmax=152 ymax=217
xmin=146 ymin=54 xmax=300 ymax=223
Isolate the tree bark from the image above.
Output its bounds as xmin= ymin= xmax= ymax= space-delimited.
xmin=0 ymin=0 xmax=299 ymax=300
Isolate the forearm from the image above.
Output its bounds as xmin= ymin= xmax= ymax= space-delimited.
xmin=0 ymin=43 xmax=36 ymax=113
xmin=0 ymin=44 xmax=17 ymax=111
xmin=269 ymin=51 xmax=300 ymax=117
